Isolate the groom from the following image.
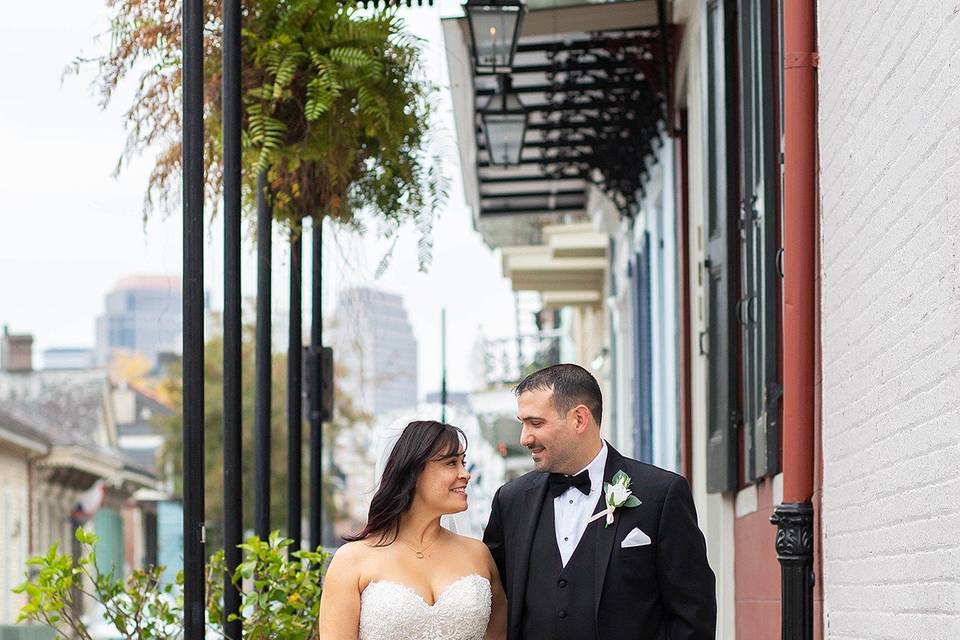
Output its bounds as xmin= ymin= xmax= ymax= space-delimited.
xmin=483 ymin=364 xmax=716 ymax=639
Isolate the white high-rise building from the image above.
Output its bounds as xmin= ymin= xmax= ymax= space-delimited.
xmin=329 ymin=287 xmax=418 ymax=417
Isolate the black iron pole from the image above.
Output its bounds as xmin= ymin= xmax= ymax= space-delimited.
xmin=287 ymin=233 xmax=303 ymax=552
xmin=221 ymin=0 xmax=242 ymax=637
xmin=309 ymin=217 xmax=323 ymax=550
xmin=254 ymin=172 xmax=272 ymax=539
xmin=771 ymin=502 xmax=815 ymax=640
xmin=181 ymin=0 xmax=205 ymax=636
xmin=440 ymin=308 xmax=447 ymax=423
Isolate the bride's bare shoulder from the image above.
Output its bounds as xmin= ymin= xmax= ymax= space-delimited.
xmin=327 ymin=539 xmax=378 ymax=572
xmin=445 ymin=534 xmax=499 ymax=582
xmin=332 ymin=538 xmax=391 ymax=561
xmin=325 ymin=539 xmax=388 ymax=589
xmin=331 ymin=540 xmax=365 ymax=559
xmin=448 ymin=533 xmax=493 ymax=560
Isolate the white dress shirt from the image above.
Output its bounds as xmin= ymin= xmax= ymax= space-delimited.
xmin=553 ymin=441 xmax=607 ymax=566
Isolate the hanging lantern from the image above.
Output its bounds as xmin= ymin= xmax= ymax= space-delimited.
xmin=465 ymin=0 xmax=526 ymax=72
xmin=480 ymin=75 xmax=528 ymax=166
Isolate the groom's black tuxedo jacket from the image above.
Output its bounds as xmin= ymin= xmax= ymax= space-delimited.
xmin=483 ymin=444 xmax=716 ymax=640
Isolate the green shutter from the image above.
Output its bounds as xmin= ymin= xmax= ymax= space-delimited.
xmin=737 ymin=0 xmax=781 ymax=482
xmin=157 ymin=501 xmax=183 ymax=586
xmin=92 ymin=508 xmax=124 ymax=578
xmin=704 ymin=0 xmax=740 ymax=494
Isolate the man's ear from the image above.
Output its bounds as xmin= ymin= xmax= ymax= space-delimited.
xmin=572 ymin=404 xmax=591 ymax=434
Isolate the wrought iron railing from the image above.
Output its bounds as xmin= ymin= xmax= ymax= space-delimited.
xmin=481 ymin=330 xmax=564 ymax=387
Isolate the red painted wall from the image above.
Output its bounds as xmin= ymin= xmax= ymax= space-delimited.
xmin=734 ymin=479 xmax=781 ymax=639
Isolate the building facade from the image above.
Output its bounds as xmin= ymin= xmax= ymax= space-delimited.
xmin=0 ymin=408 xmax=48 ymax=628
xmin=445 ymin=0 xmax=960 ymax=636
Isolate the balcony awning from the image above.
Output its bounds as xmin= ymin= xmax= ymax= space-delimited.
xmin=443 ymin=0 xmax=667 ymax=248
xmin=501 ymin=222 xmax=607 ymax=305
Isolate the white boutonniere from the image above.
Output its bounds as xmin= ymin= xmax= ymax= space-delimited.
xmin=589 ymin=470 xmax=642 ymax=527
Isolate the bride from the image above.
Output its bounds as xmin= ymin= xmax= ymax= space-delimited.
xmin=318 ymin=420 xmax=508 ymax=640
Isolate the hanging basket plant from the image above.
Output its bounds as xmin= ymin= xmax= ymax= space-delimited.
xmin=75 ymin=0 xmax=446 ymax=264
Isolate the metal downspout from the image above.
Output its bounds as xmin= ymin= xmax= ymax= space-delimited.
xmin=771 ymin=1 xmax=818 ymax=638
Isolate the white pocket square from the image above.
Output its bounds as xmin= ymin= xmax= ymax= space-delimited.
xmin=621 ymin=527 xmax=652 ymax=548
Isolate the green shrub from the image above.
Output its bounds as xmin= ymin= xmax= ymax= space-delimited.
xmin=14 ymin=528 xmax=328 ymax=640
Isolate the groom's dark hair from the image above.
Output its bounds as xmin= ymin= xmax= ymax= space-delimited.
xmin=515 ymin=363 xmax=602 ymax=426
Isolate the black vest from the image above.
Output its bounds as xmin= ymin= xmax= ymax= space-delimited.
xmin=521 ymin=492 xmax=602 ymax=640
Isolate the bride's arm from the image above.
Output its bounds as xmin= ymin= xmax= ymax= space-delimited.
xmin=484 ymin=546 xmax=508 ymax=640
xmin=318 ymin=543 xmax=363 ymax=640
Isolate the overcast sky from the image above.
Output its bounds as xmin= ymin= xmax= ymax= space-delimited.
xmin=0 ymin=0 xmax=519 ymax=399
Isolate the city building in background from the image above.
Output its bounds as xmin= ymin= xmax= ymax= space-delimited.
xmin=95 ymin=276 xmax=184 ymax=370
xmin=112 ymin=381 xmax=174 ymax=477
xmin=328 ymin=287 xmax=419 ymax=415
xmin=42 ymin=347 xmax=97 ymax=370
xmin=327 ymin=416 xmax=377 ymax=542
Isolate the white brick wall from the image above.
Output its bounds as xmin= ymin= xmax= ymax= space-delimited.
xmin=0 ymin=447 xmax=30 ymax=624
xmin=818 ymin=2 xmax=960 ymax=638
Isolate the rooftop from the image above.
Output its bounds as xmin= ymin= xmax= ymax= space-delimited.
xmin=112 ymin=275 xmax=182 ymax=292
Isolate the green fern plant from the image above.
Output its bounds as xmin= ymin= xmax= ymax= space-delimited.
xmin=75 ymin=0 xmax=447 ymax=268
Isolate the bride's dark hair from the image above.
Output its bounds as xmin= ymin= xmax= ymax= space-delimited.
xmin=343 ymin=420 xmax=468 ymax=546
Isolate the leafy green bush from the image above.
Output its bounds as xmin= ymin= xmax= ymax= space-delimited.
xmin=14 ymin=528 xmax=328 ymax=640
xmin=208 ymin=532 xmax=328 ymax=640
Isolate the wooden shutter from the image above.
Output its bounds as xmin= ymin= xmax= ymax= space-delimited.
xmin=738 ymin=0 xmax=781 ymax=481
xmin=632 ymin=236 xmax=654 ymax=464
xmin=704 ymin=0 xmax=740 ymax=493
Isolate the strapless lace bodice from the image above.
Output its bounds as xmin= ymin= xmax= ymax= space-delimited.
xmin=359 ymin=574 xmax=491 ymax=640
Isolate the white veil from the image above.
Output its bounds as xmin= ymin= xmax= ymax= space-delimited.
xmin=373 ymin=415 xmax=481 ymax=539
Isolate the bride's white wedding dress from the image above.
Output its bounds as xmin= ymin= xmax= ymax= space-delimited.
xmin=358 ymin=574 xmax=492 ymax=640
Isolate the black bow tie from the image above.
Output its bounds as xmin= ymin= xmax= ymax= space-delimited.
xmin=548 ymin=470 xmax=591 ymax=498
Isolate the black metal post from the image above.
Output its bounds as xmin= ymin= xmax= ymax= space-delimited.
xmin=770 ymin=502 xmax=815 ymax=640
xmin=221 ymin=0 xmax=242 ymax=637
xmin=440 ymin=308 xmax=447 ymax=423
xmin=309 ymin=217 xmax=323 ymax=550
xmin=254 ymin=172 xmax=272 ymax=539
xmin=181 ymin=0 xmax=205 ymax=636
xmin=287 ymin=233 xmax=303 ymax=552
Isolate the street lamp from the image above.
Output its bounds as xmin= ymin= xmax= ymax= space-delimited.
xmin=464 ymin=0 xmax=526 ymax=72
xmin=480 ymin=75 xmax=528 ymax=166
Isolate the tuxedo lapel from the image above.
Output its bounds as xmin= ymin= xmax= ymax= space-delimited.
xmin=510 ymin=472 xmax=550 ymax=634
xmin=593 ymin=444 xmax=626 ymax=617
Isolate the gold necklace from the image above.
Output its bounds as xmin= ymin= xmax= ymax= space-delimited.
xmin=397 ymin=534 xmax=439 ymax=559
